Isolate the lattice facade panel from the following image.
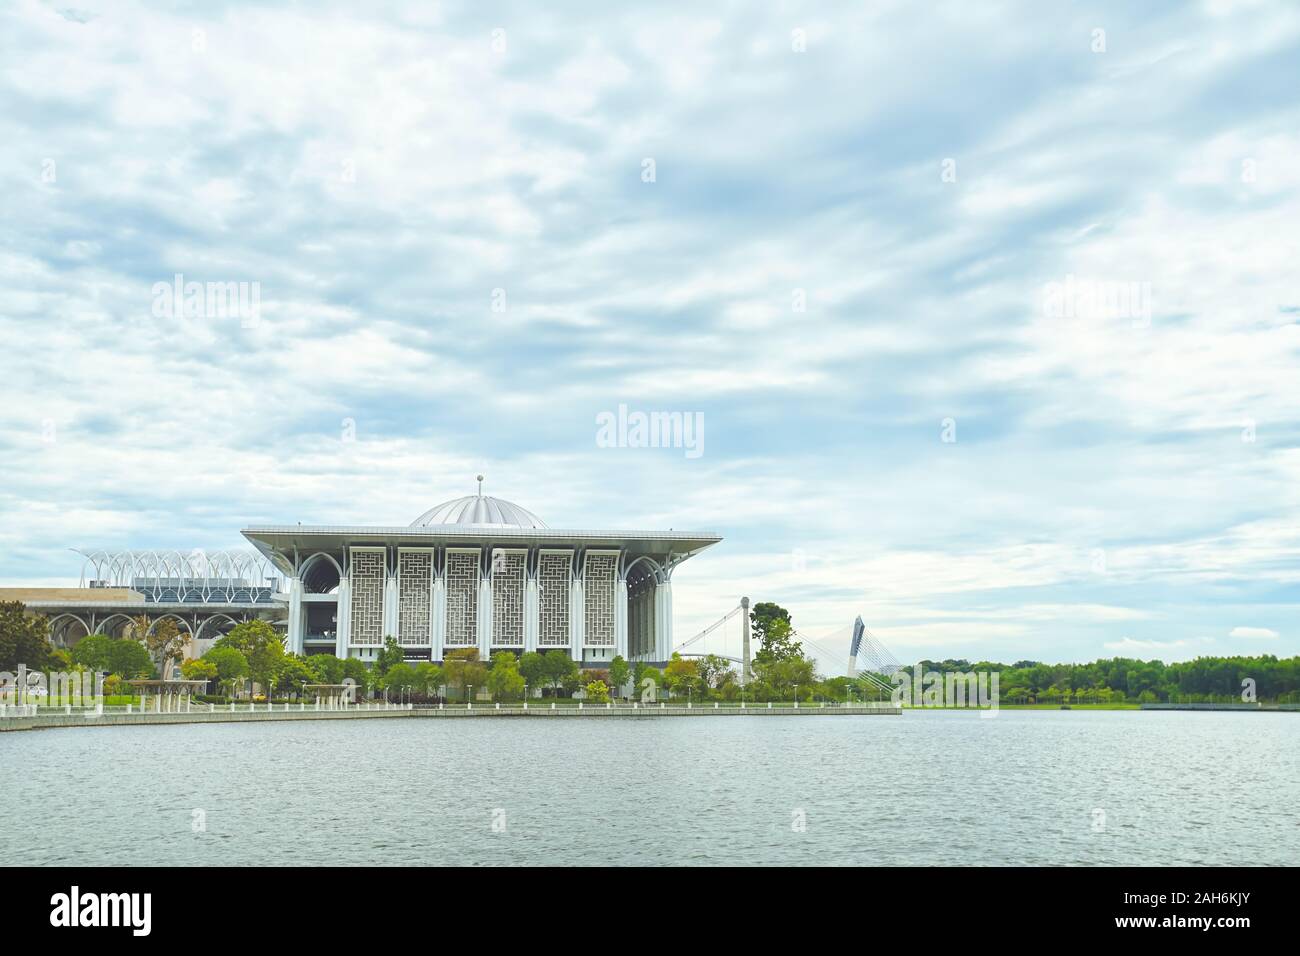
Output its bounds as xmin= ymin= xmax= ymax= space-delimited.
xmin=490 ymin=551 xmax=525 ymax=645
xmin=583 ymin=553 xmax=617 ymax=646
xmin=397 ymin=550 xmax=432 ymax=646
xmin=538 ymin=552 xmax=571 ymax=646
xmin=349 ymin=549 xmax=385 ymax=646
xmin=445 ymin=550 xmax=479 ymax=647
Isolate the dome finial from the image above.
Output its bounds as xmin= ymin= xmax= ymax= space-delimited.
xmin=476 ymin=474 xmax=484 ymax=496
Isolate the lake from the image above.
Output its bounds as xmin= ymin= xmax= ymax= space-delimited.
xmin=3 ymin=710 xmax=1295 ymax=865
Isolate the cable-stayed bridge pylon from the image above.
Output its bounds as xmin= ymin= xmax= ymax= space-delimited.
xmin=672 ymin=604 xmax=899 ymax=693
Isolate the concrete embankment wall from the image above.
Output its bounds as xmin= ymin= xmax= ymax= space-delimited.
xmin=0 ymin=703 xmax=901 ymax=733
xmin=0 ymin=707 xmax=417 ymax=732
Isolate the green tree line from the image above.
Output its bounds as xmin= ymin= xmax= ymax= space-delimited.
xmin=900 ymin=655 xmax=1300 ymax=704
xmin=5 ymin=599 xmax=1297 ymax=705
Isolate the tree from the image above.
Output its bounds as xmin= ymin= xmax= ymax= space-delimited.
xmin=0 ymin=602 xmax=52 ymax=671
xmin=414 ymin=662 xmax=444 ymax=700
xmin=306 ymin=654 xmax=345 ymax=685
xmin=106 ymin=640 xmax=154 ymax=679
xmin=123 ymin=614 xmax=150 ymax=641
xmin=756 ymin=653 xmax=816 ymax=700
xmin=751 ymin=602 xmax=797 ymax=661
xmin=375 ymin=637 xmax=404 ymax=676
xmin=821 ymin=676 xmax=852 ymax=702
xmin=215 ymin=620 xmax=286 ymax=697
xmin=663 ymin=653 xmax=700 ymax=699
xmin=697 ymin=654 xmax=735 ymax=695
xmin=125 ymin=615 xmax=192 ymax=678
xmin=341 ymin=657 xmax=371 ymax=696
xmin=203 ymin=646 xmax=249 ymax=697
xmin=518 ymin=651 xmax=546 ymax=697
xmin=486 ymin=651 xmax=526 ymax=702
xmin=275 ymin=654 xmax=318 ymax=697
xmin=608 ymin=655 xmax=631 ymax=699
xmin=585 ymin=680 xmax=610 ymax=703
xmin=443 ymin=648 xmax=487 ymax=702
xmin=753 ymin=612 xmax=803 ymax=666
xmin=180 ymin=657 xmax=217 ymax=689
xmin=542 ymin=651 xmax=580 ymax=697
xmin=383 ymin=662 xmax=418 ymax=697
xmin=70 ymin=634 xmax=114 ymax=672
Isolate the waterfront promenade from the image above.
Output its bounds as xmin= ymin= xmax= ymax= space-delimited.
xmin=0 ymin=700 xmax=901 ymax=732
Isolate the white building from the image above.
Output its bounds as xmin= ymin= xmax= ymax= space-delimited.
xmin=241 ymin=483 xmax=721 ymax=667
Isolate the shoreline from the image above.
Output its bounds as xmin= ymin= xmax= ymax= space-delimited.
xmin=0 ymin=702 xmax=902 ymax=732
xmin=6 ymin=701 xmax=1293 ymax=733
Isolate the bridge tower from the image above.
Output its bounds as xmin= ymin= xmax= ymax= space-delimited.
xmin=740 ymin=595 xmax=751 ymax=684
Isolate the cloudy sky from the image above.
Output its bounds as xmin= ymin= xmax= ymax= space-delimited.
xmin=2 ymin=0 xmax=1297 ymax=667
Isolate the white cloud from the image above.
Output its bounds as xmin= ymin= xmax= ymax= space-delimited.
xmin=1 ymin=1 xmax=1298 ymax=667
xmin=1229 ymin=626 xmax=1279 ymax=640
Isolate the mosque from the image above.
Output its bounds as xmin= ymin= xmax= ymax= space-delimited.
xmin=10 ymin=479 xmax=722 ymax=668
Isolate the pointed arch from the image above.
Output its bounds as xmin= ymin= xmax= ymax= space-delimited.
xmin=47 ymin=613 xmax=91 ymax=649
xmin=95 ymin=612 xmax=139 ymax=638
xmin=300 ymin=552 xmax=343 ymax=594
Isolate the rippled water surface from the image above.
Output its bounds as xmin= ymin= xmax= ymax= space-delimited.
xmin=3 ymin=710 xmax=1295 ymax=865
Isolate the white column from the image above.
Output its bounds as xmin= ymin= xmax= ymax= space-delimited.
xmin=382 ymin=573 xmax=398 ymax=641
xmin=477 ymin=577 xmax=492 ymax=659
xmin=286 ymin=576 xmax=304 ymax=655
xmin=431 ymin=574 xmax=446 ymax=661
xmin=615 ymin=578 xmax=629 ymax=660
xmin=654 ymin=578 xmax=673 ymax=662
xmin=524 ymin=573 xmax=539 ymax=653
xmin=663 ymin=579 xmax=674 ymax=658
xmin=335 ymin=578 xmax=351 ymax=659
xmin=569 ymin=576 xmax=585 ymax=662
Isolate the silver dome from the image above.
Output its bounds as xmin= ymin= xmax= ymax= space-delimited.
xmin=410 ymin=494 xmax=547 ymax=529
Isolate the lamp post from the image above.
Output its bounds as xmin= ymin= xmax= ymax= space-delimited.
xmin=467 ymin=684 xmax=473 ymax=706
